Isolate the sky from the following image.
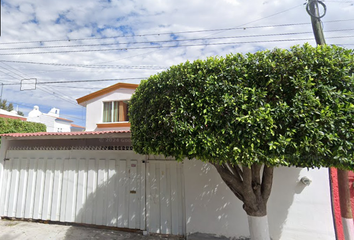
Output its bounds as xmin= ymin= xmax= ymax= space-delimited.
xmin=0 ymin=0 xmax=353 ymax=127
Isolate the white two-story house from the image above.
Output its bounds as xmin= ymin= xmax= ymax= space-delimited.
xmin=76 ymin=82 xmax=136 ymax=131
xmin=0 ymin=82 xmax=339 ymax=240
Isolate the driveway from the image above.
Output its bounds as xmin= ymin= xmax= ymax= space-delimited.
xmin=0 ymin=219 xmax=183 ymax=240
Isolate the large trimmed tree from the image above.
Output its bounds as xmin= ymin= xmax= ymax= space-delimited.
xmin=130 ymin=44 xmax=354 ymax=240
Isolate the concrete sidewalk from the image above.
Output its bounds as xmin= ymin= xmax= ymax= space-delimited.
xmin=0 ymin=219 xmax=183 ymax=240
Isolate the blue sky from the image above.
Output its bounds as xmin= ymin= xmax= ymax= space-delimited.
xmin=0 ymin=0 xmax=353 ymax=127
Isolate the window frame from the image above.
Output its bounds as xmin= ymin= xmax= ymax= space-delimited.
xmin=102 ymin=100 xmax=129 ymax=123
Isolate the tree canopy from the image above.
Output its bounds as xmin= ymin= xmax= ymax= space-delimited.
xmin=0 ymin=99 xmax=24 ymax=116
xmin=130 ymin=44 xmax=354 ymax=170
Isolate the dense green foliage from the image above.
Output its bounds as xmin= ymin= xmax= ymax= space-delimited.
xmin=130 ymin=44 xmax=354 ymax=169
xmin=0 ymin=118 xmax=46 ymax=134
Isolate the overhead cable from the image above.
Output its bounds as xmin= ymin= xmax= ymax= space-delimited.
xmin=0 ymin=35 xmax=354 ymax=56
xmin=0 ymin=19 xmax=353 ymax=45
xmin=0 ymin=28 xmax=354 ymax=51
xmin=0 ymin=60 xmax=168 ymax=69
xmin=2 ymin=77 xmax=146 ymax=86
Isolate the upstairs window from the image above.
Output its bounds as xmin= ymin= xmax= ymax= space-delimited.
xmin=103 ymin=101 xmax=129 ymax=122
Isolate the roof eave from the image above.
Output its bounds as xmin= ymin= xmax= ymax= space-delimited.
xmin=76 ymin=82 xmax=139 ymax=105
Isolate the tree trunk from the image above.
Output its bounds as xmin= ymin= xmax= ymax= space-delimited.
xmin=212 ymin=162 xmax=274 ymax=240
xmin=338 ymin=169 xmax=354 ymax=240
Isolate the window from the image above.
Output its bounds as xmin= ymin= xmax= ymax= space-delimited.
xmin=103 ymin=101 xmax=129 ymax=122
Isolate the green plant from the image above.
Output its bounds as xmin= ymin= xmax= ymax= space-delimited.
xmin=130 ymin=44 xmax=354 ymax=239
xmin=0 ymin=118 xmax=46 ymax=134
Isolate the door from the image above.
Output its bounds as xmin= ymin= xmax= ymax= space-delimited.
xmin=0 ymin=149 xmax=146 ymax=230
xmin=146 ymin=160 xmax=185 ymax=236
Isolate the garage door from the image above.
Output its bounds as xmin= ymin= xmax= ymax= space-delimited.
xmin=0 ymin=149 xmax=146 ymax=230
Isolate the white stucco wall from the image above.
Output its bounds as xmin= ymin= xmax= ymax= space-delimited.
xmin=0 ymin=138 xmax=8 ymax=205
xmin=54 ymin=119 xmax=71 ymax=132
xmin=27 ymin=115 xmax=72 ymax=132
xmin=183 ymin=160 xmax=336 ymax=240
xmin=27 ymin=115 xmax=55 ymax=132
xmin=85 ymin=88 xmax=135 ymax=131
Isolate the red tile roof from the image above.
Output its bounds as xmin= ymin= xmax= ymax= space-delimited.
xmin=0 ymin=114 xmax=27 ymax=121
xmin=56 ymin=117 xmax=74 ymax=122
xmin=0 ymin=130 xmax=130 ymax=138
xmin=71 ymin=123 xmax=85 ymax=128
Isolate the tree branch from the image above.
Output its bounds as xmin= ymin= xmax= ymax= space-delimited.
xmin=251 ymin=164 xmax=261 ymax=186
xmin=233 ymin=164 xmax=243 ymax=181
xmin=242 ymin=165 xmax=255 ymax=200
xmin=251 ymin=164 xmax=262 ymax=198
xmin=224 ymin=162 xmax=243 ymax=183
xmin=261 ymin=165 xmax=274 ymax=203
xmin=212 ymin=163 xmax=244 ymax=201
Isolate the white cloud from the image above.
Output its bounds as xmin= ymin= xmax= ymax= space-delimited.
xmin=0 ymin=0 xmax=352 ymax=127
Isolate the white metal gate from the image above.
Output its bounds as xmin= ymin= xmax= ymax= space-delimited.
xmin=0 ymin=150 xmax=146 ymax=230
xmin=0 ymin=149 xmax=186 ymax=236
xmin=147 ymin=160 xmax=185 ymax=235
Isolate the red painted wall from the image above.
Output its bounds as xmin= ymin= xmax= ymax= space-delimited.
xmin=330 ymin=168 xmax=354 ymax=240
xmin=331 ymin=168 xmax=344 ymax=240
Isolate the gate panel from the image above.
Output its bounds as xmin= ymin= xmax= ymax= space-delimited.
xmin=24 ymin=158 xmax=37 ymax=219
xmin=42 ymin=158 xmax=54 ymax=220
xmin=15 ymin=158 xmax=28 ymax=218
xmin=118 ymin=159 xmax=128 ymax=228
xmin=51 ymin=158 xmax=63 ymax=221
xmin=106 ymin=159 xmax=117 ymax=226
xmin=147 ymin=160 xmax=185 ymax=236
xmin=8 ymin=158 xmax=20 ymax=218
xmin=0 ymin=150 xmax=146 ymax=231
xmin=75 ymin=159 xmax=87 ymax=223
xmin=33 ymin=158 xmax=46 ymax=220
xmin=129 ymin=159 xmax=138 ymax=229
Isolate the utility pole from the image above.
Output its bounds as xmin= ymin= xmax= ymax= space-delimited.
xmin=307 ymin=0 xmax=326 ymax=45
xmin=0 ymin=83 xmax=3 ymax=101
xmin=307 ymin=1 xmax=354 ymax=239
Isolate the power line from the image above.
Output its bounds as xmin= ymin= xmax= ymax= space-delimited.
xmin=0 ymin=60 xmax=80 ymax=106
xmin=0 ymin=68 xmax=19 ymax=80
xmin=1 ymin=35 xmax=354 ymax=56
xmin=0 ymin=19 xmax=353 ymax=46
xmin=39 ymin=84 xmax=78 ymax=103
xmin=1 ymin=28 xmax=354 ymax=52
xmin=2 ymin=77 xmax=145 ymax=86
xmin=203 ymin=4 xmax=303 ymax=38
xmin=0 ymin=62 xmax=26 ymax=78
xmin=326 ymin=0 xmax=354 ymax=2
xmin=0 ymin=60 xmax=168 ymax=69
xmin=37 ymin=86 xmax=80 ymax=107
xmin=37 ymin=86 xmax=77 ymax=106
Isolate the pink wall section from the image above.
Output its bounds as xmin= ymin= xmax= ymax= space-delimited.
xmin=329 ymin=168 xmax=354 ymax=240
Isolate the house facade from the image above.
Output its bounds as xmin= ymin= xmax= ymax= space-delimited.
xmin=76 ymin=82 xmax=136 ymax=131
xmin=27 ymin=106 xmax=84 ymax=132
xmin=0 ymin=82 xmax=337 ymax=239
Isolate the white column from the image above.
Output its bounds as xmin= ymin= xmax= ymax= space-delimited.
xmin=248 ymin=215 xmax=271 ymax=240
